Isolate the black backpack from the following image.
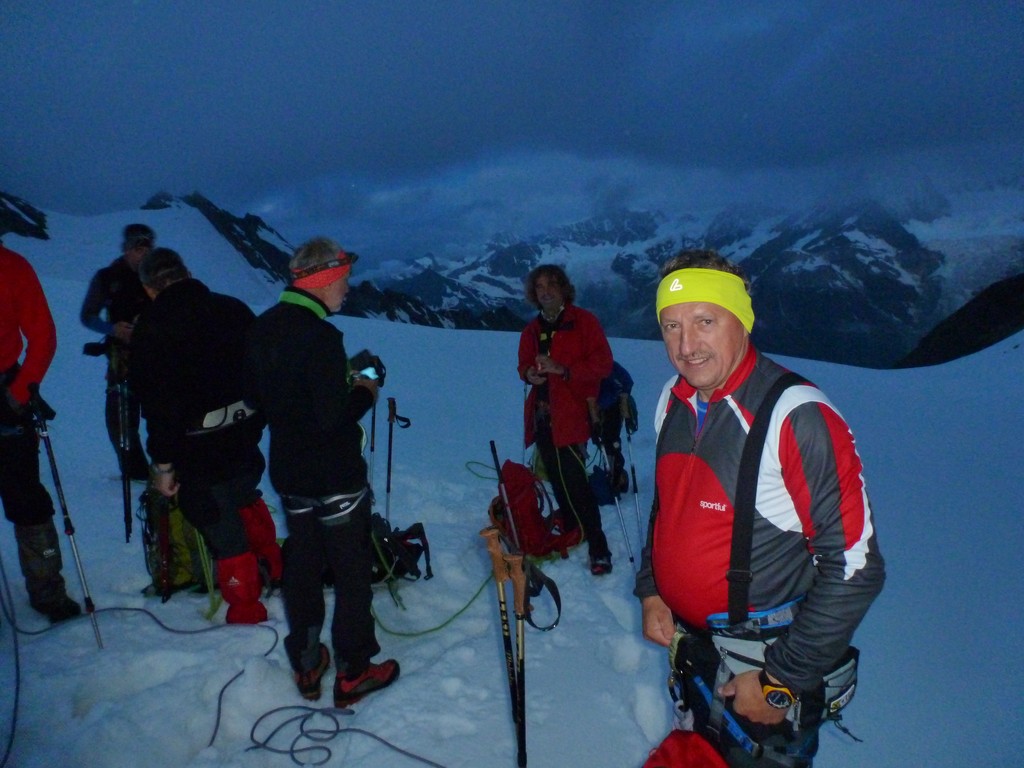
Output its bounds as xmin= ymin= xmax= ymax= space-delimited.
xmin=370 ymin=512 xmax=433 ymax=583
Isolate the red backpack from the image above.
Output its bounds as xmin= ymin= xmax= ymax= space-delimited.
xmin=489 ymin=460 xmax=582 ymax=558
xmin=642 ymin=730 xmax=729 ymax=768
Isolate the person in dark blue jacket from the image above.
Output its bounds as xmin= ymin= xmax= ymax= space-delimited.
xmin=80 ymin=223 xmax=155 ymax=480
xmin=590 ymin=360 xmax=634 ymax=495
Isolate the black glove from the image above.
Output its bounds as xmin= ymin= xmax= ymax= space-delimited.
xmin=349 ymin=349 xmax=387 ymax=387
xmin=27 ymin=384 xmax=56 ymax=422
xmin=82 ymin=339 xmax=110 ymax=357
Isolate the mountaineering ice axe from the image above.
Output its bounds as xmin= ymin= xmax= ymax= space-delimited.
xmin=27 ymin=384 xmax=103 ymax=649
xmin=385 ymin=397 xmax=411 ymax=525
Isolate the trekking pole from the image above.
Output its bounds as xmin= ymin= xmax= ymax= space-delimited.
xmin=368 ymin=400 xmax=377 ymax=492
xmin=27 ymin=384 xmax=103 ymax=649
xmin=621 ymin=394 xmax=644 ymax=543
xmin=385 ymin=398 xmax=395 ymax=524
xmin=117 ymin=380 xmax=132 ymax=543
xmin=480 ymin=527 xmax=519 ymax=727
xmin=384 ymin=397 xmax=411 ymax=525
xmin=489 ymin=441 xmax=521 ymax=551
xmin=504 ymin=552 xmax=528 ymax=767
xmin=599 ymin=444 xmax=635 ymax=570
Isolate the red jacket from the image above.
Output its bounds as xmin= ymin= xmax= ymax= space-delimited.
xmin=518 ymin=304 xmax=612 ymax=448
xmin=0 ymin=245 xmax=56 ymax=405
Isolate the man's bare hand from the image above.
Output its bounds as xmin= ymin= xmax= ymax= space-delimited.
xmin=641 ymin=594 xmax=675 ymax=647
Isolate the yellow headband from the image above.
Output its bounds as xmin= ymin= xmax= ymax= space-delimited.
xmin=656 ymin=268 xmax=754 ymax=332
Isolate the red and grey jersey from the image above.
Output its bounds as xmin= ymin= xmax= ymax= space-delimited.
xmin=638 ymin=346 xmax=885 ymax=692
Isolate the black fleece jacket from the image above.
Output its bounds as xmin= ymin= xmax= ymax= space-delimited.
xmin=129 ymin=278 xmax=265 ymax=483
xmin=243 ymin=288 xmax=373 ymax=498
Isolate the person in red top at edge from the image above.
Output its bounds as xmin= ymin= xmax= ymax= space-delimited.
xmin=0 ymin=241 xmax=81 ymax=623
xmin=634 ymin=249 xmax=885 ymax=768
xmin=518 ymin=264 xmax=614 ymax=575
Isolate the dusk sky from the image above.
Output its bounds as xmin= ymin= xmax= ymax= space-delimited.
xmin=2 ymin=1 xmax=1021 ymax=261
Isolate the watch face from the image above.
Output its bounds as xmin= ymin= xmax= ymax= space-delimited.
xmin=765 ymin=688 xmax=794 ymax=709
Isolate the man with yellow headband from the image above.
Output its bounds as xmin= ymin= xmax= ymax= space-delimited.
xmin=634 ymin=250 xmax=885 ymax=767
xmin=245 ymin=236 xmax=399 ymax=708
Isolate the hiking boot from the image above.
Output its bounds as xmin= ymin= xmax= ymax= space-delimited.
xmin=589 ymin=555 xmax=613 ymax=576
xmin=38 ymin=595 xmax=82 ymax=623
xmin=334 ymin=659 xmax=400 ymax=707
xmin=293 ymin=644 xmax=331 ymax=701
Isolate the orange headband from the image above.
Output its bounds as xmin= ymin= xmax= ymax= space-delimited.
xmin=290 ymin=250 xmax=357 ymax=289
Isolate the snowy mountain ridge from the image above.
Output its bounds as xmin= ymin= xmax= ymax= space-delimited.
xmin=1 ymin=214 xmax=1021 ymax=768
xmin=3 ymin=183 xmax=1022 ymax=367
xmin=381 ymin=186 xmax=1024 ymax=367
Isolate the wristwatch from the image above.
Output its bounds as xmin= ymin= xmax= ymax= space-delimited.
xmin=758 ymin=669 xmax=795 ymax=709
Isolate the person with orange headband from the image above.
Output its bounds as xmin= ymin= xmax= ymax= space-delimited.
xmin=634 ymin=250 xmax=885 ymax=767
xmin=244 ymin=236 xmax=399 ymax=707
xmin=129 ymin=247 xmax=281 ymax=620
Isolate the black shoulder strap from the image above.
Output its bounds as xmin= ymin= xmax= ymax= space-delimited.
xmin=726 ymin=371 xmax=806 ymax=626
xmin=524 ymin=561 xmax=562 ymax=631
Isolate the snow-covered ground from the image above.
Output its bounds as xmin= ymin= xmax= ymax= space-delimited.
xmin=1 ymin=221 xmax=1021 ymax=767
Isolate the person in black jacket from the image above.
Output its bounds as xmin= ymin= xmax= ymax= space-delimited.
xmin=129 ymin=248 xmax=282 ymax=623
xmin=80 ymin=223 xmax=155 ymax=481
xmin=244 ymin=236 xmax=399 ymax=708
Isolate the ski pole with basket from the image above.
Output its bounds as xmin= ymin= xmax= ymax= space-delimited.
xmin=595 ymin=440 xmax=636 ymax=571
xmin=27 ymin=384 xmax=103 ymax=649
xmin=620 ymin=393 xmax=645 ymax=546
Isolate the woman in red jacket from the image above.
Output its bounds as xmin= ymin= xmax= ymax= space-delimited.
xmin=518 ymin=265 xmax=614 ymax=574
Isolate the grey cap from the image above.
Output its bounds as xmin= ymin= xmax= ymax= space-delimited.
xmin=138 ymin=247 xmax=188 ymax=288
